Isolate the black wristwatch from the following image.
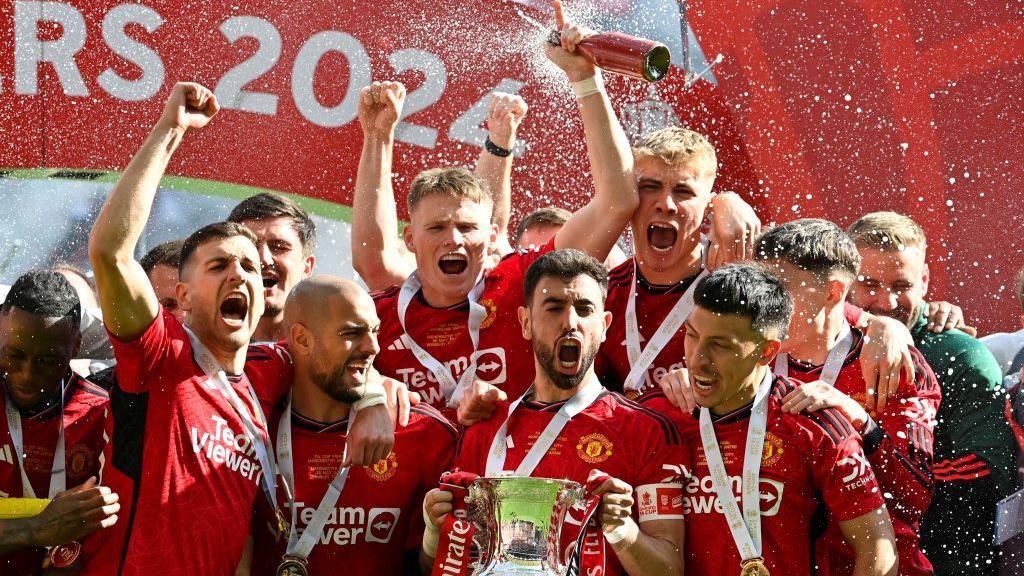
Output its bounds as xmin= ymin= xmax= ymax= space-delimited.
xmin=485 ymin=136 xmax=513 ymax=158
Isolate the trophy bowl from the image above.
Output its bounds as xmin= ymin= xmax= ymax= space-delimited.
xmin=467 ymin=476 xmax=584 ymax=576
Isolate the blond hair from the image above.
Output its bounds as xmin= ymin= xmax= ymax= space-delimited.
xmin=846 ymin=211 xmax=927 ymax=253
xmin=407 ymin=167 xmax=492 ymax=214
xmin=632 ymin=126 xmax=718 ymax=177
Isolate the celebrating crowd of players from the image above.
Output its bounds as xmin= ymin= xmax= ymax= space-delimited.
xmin=1 ymin=5 xmax=1019 ymax=576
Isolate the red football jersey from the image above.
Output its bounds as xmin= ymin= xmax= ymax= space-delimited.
xmin=251 ymin=404 xmax=456 ymax=575
xmin=640 ymin=375 xmax=887 ymax=576
xmin=596 ymin=259 xmax=867 ymax=394
xmin=80 ymin=310 xmax=293 ymax=576
xmin=595 ymin=260 xmax=699 ymax=392
xmin=0 ymin=375 xmax=109 ymax=575
xmin=455 ymin=389 xmax=687 ymax=576
xmin=784 ymin=328 xmax=940 ymax=576
xmin=372 ymin=242 xmax=552 ymax=411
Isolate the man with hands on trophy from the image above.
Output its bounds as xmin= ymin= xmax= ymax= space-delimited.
xmin=422 ymin=250 xmax=686 ymax=576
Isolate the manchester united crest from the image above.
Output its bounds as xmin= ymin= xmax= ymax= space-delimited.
xmin=761 ymin=433 xmax=785 ymax=468
xmin=479 ymin=298 xmax=498 ymax=330
xmin=576 ymin=433 xmax=613 ymax=464
xmin=366 ymin=451 xmax=398 ymax=482
xmin=68 ymin=444 xmax=95 ymax=478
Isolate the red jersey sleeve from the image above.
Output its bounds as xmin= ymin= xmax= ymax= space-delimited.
xmin=244 ymin=341 xmax=295 ymax=409
xmin=491 ymin=239 xmax=555 ymax=281
xmin=452 ymin=410 xmax=504 ymax=475
xmin=405 ymin=405 xmax=459 ymax=551
xmin=633 ymin=408 xmax=689 ymax=486
xmin=807 ymin=409 xmax=886 ymax=522
xmin=629 ymin=405 xmax=689 ymax=525
xmin=861 ymin=347 xmax=940 ymax=520
xmin=109 ymin=309 xmax=188 ymax=393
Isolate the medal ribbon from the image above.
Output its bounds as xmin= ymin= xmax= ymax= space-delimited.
xmin=698 ymin=370 xmax=773 ymax=561
xmin=623 ymin=238 xmax=709 ymax=392
xmin=397 ymin=271 xmax=487 ymax=407
xmin=276 ymin=395 xmax=353 ymax=561
xmin=485 ymin=379 xmax=604 ymax=476
xmin=564 ymin=471 xmax=612 ymax=576
xmin=184 ymin=327 xmax=281 ymax=518
xmin=773 ymin=321 xmax=853 ymax=385
xmin=3 ymin=374 xmax=69 ymax=498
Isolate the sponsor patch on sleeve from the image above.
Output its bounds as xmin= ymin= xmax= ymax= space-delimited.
xmin=635 ymin=483 xmax=685 ymax=522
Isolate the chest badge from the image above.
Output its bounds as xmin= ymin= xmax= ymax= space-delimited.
xmin=366 ymin=451 xmax=398 ymax=482
xmin=576 ymin=433 xmax=613 ymax=464
xmin=761 ymin=432 xmax=785 ymax=468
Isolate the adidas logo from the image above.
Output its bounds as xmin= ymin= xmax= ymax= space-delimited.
xmin=388 ymin=335 xmax=413 ymax=351
xmin=0 ymin=444 xmax=13 ymax=465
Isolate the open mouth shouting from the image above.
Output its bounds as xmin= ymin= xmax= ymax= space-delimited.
xmin=554 ymin=334 xmax=584 ymax=375
xmin=438 ymin=251 xmax=469 ymax=275
xmin=344 ymin=357 xmax=371 ymax=384
xmin=262 ymin=270 xmax=280 ymax=291
xmin=219 ymin=292 xmax=249 ymax=329
xmin=647 ymin=222 xmax=679 ymax=253
xmin=690 ymin=372 xmax=720 ymax=403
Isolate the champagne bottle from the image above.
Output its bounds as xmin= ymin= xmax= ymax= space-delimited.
xmin=548 ymin=29 xmax=671 ymax=82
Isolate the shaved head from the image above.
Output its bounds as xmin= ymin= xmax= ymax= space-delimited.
xmin=285 ymin=275 xmax=372 ymax=333
xmin=285 ymin=275 xmax=380 ymax=406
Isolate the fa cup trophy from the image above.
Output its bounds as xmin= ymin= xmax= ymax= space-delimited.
xmin=467 ymin=476 xmax=584 ymax=576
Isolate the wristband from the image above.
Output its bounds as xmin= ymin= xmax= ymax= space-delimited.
xmin=352 ymin=380 xmax=386 ymax=411
xmin=862 ymin=417 xmax=886 ymax=455
xmin=485 ymin=136 xmax=513 ymax=158
xmin=603 ymin=517 xmax=639 ymax=546
xmin=571 ymin=72 xmax=605 ymax=100
xmin=422 ymin=519 xmax=440 ymax=557
xmin=422 ymin=500 xmax=441 ymax=556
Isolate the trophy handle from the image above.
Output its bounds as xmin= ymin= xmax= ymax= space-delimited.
xmin=467 ymin=483 xmax=493 ymax=575
xmin=553 ymin=485 xmax=588 ymax=575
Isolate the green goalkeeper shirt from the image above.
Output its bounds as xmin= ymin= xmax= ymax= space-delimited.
xmin=910 ymin=307 xmax=1015 ymax=490
xmin=911 ymin=306 xmax=1017 ymax=575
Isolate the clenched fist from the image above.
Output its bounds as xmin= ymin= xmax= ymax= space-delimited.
xmin=158 ymin=82 xmax=219 ymax=133
xmin=486 ymin=93 xmax=528 ymax=150
xmin=358 ymin=81 xmax=406 ymax=138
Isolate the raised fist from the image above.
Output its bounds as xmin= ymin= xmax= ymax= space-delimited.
xmin=158 ymin=82 xmax=219 ymax=132
xmin=544 ymin=0 xmax=598 ymax=82
xmin=486 ymin=93 xmax=528 ymax=150
xmin=358 ymin=81 xmax=406 ymax=138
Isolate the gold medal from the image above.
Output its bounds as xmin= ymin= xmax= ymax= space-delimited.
xmin=740 ymin=557 xmax=770 ymax=576
xmin=276 ymin=556 xmax=308 ymax=576
xmin=624 ymin=383 xmax=653 ymax=401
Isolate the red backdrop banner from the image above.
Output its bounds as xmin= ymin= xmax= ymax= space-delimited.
xmin=1 ymin=0 xmax=1021 ymax=332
